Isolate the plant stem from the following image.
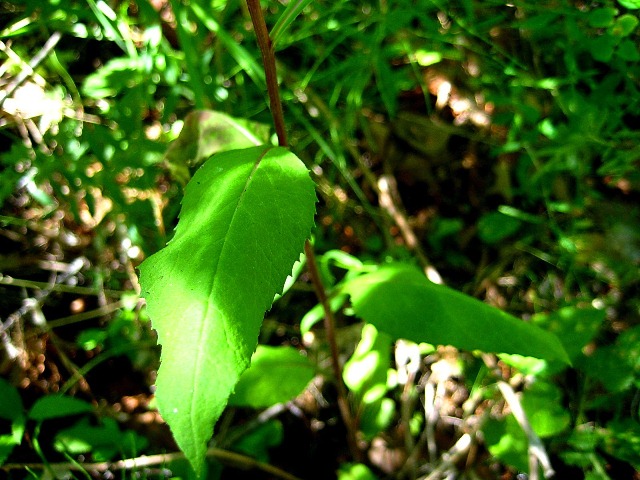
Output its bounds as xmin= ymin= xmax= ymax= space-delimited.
xmin=304 ymin=240 xmax=362 ymax=461
xmin=246 ymin=0 xmax=287 ymax=147
xmin=246 ymin=0 xmax=361 ymax=461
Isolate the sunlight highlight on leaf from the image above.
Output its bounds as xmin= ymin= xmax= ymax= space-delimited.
xmin=344 ymin=264 xmax=570 ymax=363
xmin=139 ymin=146 xmax=316 ymax=476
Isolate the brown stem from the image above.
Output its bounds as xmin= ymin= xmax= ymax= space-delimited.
xmin=246 ymin=0 xmax=361 ymax=461
xmin=246 ymin=0 xmax=287 ymax=147
xmin=304 ymin=240 xmax=362 ymax=461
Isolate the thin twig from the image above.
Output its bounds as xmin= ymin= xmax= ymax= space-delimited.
xmin=245 ymin=0 xmax=361 ymax=461
xmin=497 ymin=381 xmax=554 ymax=480
xmin=0 ymin=31 xmax=62 ymax=110
xmin=483 ymin=354 xmax=554 ymax=479
xmin=1 ymin=447 xmax=302 ymax=480
xmin=246 ymin=0 xmax=287 ymax=146
xmin=421 ymin=433 xmax=474 ymax=480
xmin=0 ymin=258 xmax=86 ymax=334
xmin=305 ymin=240 xmax=362 ymax=461
xmin=377 ymin=175 xmax=443 ymax=284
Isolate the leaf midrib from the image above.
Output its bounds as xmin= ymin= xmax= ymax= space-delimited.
xmin=188 ymin=146 xmax=271 ymax=445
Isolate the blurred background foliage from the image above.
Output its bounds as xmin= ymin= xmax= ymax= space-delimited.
xmin=0 ymin=0 xmax=639 ymax=478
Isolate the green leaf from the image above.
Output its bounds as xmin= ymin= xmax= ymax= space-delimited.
xmin=532 ymin=306 xmax=605 ymax=362
xmin=139 ymin=145 xmax=316 ymax=476
xmin=0 ymin=379 xmax=23 ymax=421
xmin=54 ymin=417 xmax=148 ymax=461
xmin=229 ymin=346 xmax=316 ymax=408
xmin=232 ymin=420 xmax=283 ymax=463
xmin=522 ymin=382 xmax=571 ymax=438
xmin=588 ymin=8 xmax=618 ymax=28
xmin=0 ymin=379 xmax=24 ymax=465
xmin=579 ymin=325 xmax=640 ymax=392
xmin=618 ymin=0 xmax=640 ymax=10
xmin=590 ymin=35 xmax=617 ymax=62
xmin=81 ymin=57 xmax=145 ymax=98
xmin=270 ymin=0 xmax=314 ymax=47
xmin=343 ymin=323 xmax=396 ymax=440
xmin=343 ymin=264 xmax=570 ymax=363
xmin=612 ymin=14 xmax=639 ymax=36
xmin=375 ymin=53 xmax=398 ymax=117
xmin=617 ymin=39 xmax=640 ymax=60
xmin=603 ymin=420 xmax=640 ymax=469
xmin=483 ymin=415 xmax=529 ymax=472
xmin=164 ymin=110 xmax=269 ymax=185
xmin=359 ymin=397 xmax=396 ymax=440
xmin=28 ymin=395 xmax=94 ymax=421
xmin=343 ymin=324 xmax=392 ymax=404
xmin=478 ymin=211 xmax=522 ymax=244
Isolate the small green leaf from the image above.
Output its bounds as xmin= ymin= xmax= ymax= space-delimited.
xmin=478 ymin=211 xmax=522 ymax=244
xmin=618 ymin=0 xmax=640 ymax=9
xmin=232 ymin=420 xmax=283 ymax=463
xmin=532 ymin=307 xmax=605 ymax=362
xmin=522 ymin=382 xmax=571 ymax=438
xmin=343 ymin=324 xmax=392 ymax=404
xmin=579 ymin=325 xmax=640 ymax=392
xmin=343 ymin=264 xmax=570 ymax=363
xmin=603 ymin=420 xmax=640 ymax=469
xmin=360 ymin=397 xmax=396 ymax=439
xmin=617 ymin=39 xmax=640 ymax=60
xmin=612 ymin=13 xmax=639 ymax=36
xmin=229 ymin=346 xmax=315 ymax=408
xmin=164 ymin=110 xmax=269 ymax=184
xmin=588 ymin=8 xmax=618 ymax=28
xmin=413 ymin=49 xmax=442 ymax=67
xmin=590 ymin=35 xmax=617 ymax=62
xmin=28 ymin=395 xmax=94 ymax=421
xmin=0 ymin=379 xmax=23 ymax=421
xmin=139 ymin=145 xmax=316 ymax=476
xmin=54 ymin=417 xmax=148 ymax=461
xmin=0 ymin=379 xmax=24 ymax=465
xmin=343 ymin=324 xmax=396 ymax=440
xmin=483 ymin=415 xmax=529 ymax=472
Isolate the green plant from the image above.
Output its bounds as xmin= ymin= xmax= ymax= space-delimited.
xmin=138 ymin=2 xmax=569 ymax=476
xmin=3 ymin=1 xmax=639 ymax=478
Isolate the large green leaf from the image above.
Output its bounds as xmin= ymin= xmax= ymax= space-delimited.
xmin=343 ymin=264 xmax=569 ymax=363
xmin=138 ymin=145 xmax=316 ymax=476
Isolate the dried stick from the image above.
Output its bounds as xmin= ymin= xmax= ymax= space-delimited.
xmin=497 ymin=381 xmax=554 ymax=480
xmin=483 ymin=354 xmax=554 ymax=479
xmin=0 ymin=31 xmax=62 ymax=109
xmin=1 ymin=447 xmax=302 ymax=480
xmin=421 ymin=433 xmax=474 ymax=480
